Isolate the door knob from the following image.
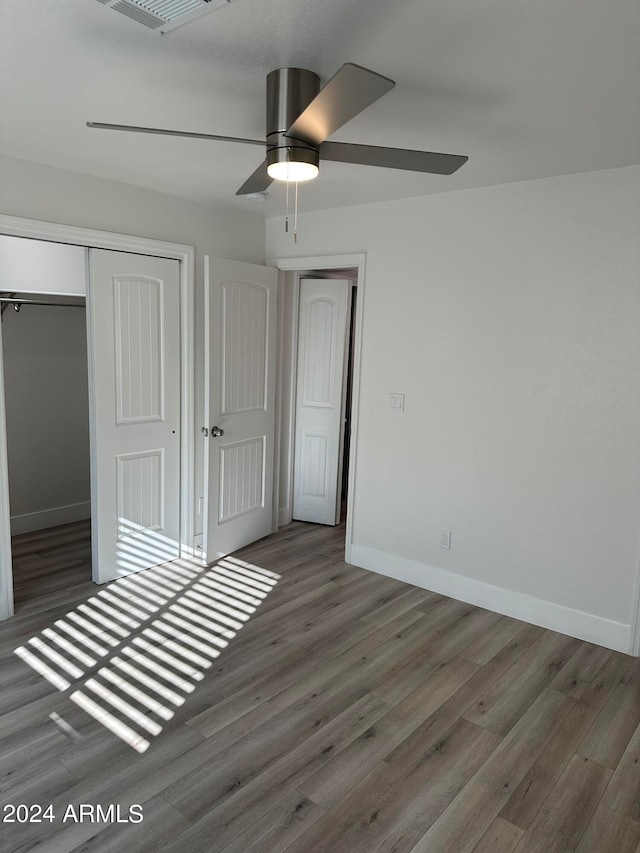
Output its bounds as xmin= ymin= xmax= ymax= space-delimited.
xmin=211 ymin=426 xmax=224 ymax=437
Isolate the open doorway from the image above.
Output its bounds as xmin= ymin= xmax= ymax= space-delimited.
xmin=2 ymin=296 xmax=92 ymax=614
xmin=274 ymin=253 xmax=365 ymax=564
xmin=292 ymin=270 xmax=357 ymax=526
xmin=0 ymin=238 xmax=92 ymax=614
xmin=0 ymin=218 xmax=195 ymax=622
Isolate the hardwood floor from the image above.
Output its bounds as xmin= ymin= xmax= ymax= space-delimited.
xmin=1 ymin=520 xmax=640 ymax=852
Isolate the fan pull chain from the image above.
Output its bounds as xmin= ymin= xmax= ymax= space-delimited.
xmin=285 ymin=179 xmax=289 ymax=233
xmin=294 ymin=181 xmax=299 ymax=243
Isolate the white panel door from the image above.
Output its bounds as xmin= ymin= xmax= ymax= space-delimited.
xmin=88 ymin=250 xmax=181 ymax=583
xmin=204 ymin=258 xmax=278 ymax=561
xmin=293 ymin=278 xmax=350 ymax=525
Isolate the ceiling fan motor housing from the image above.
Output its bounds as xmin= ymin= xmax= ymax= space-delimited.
xmin=266 ymin=68 xmax=320 ymax=174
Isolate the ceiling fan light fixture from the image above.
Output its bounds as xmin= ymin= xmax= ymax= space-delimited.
xmin=266 ymin=142 xmax=320 ymax=183
xmin=266 ymin=160 xmax=318 ymax=183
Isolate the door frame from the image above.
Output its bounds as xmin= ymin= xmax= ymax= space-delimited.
xmin=0 ymin=214 xmax=195 ymax=620
xmin=0 ymin=320 xmax=12 ymax=620
xmin=631 ymin=554 xmax=640 ymax=655
xmin=271 ymin=253 xmax=365 ymax=564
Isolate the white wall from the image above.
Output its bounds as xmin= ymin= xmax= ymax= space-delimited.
xmin=267 ymin=165 xmax=640 ymax=652
xmin=2 ymin=303 xmax=91 ymax=533
xmin=0 ymin=155 xmax=266 ymax=543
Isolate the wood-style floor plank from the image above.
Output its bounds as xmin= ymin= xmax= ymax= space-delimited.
xmin=317 ymin=719 xmax=501 ymax=853
xmin=384 ymin=622 xmax=545 ymax=770
xmin=577 ymin=656 xmax=640 ymax=769
xmin=0 ymin=520 xmax=637 ymax=853
xmin=218 ymin=790 xmax=323 ymax=853
xmin=574 ymin=804 xmax=640 ymax=852
xmin=158 ymin=694 xmax=391 ymax=852
xmin=406 ymin=689 xmax=576 ymax=853
xmin=460 ymin=615 xmax=529 ymax=667
xmin=472 ymin=816 xmax=524 ymax=853
xmin=298 ymin=656 xmax=480 ymax=810
xmin=463 ymin=630 xmax=581 ymax=735
xmin=600 ymin=716 xmax=640 ymax=821
xmin=500 ymin=648 xmax=631 ymax=830
xmin=511 ymin=754 xmax=611 ymax=853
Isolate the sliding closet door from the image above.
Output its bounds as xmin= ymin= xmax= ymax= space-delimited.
xmin=88 ymin=250 xmax=181 ymax=583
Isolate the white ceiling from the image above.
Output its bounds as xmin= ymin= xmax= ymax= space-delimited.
xmin=2 ymin=0 xmax=639 ymax=216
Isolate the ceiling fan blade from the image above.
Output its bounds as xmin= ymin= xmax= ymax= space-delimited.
xmin=87 ymin=122 xmax=265 ymax=147
xmin=236 ymin=161 xmax=274 ymax=196
xmin=320 ymin=140 xmax=468 ymax=175
xmin=286 ymin=63 xmax=395 ymax=146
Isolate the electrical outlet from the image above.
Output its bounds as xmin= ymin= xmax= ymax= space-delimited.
xmin=440 ymin=528 xmax=451 ymax=550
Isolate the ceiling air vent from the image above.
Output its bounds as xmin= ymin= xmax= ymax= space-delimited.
xmin=97 ymin=0 xmax=233 ymax=35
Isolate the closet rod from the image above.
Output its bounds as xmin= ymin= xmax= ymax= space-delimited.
xmin=0 ymin=297 xmax=85 ymax=308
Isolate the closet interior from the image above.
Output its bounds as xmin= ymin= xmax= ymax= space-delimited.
xmin=0 ymin=236 xmax=91 ymax=611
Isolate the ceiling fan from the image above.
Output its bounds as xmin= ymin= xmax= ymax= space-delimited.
xmin=88 ymin=63 xmax=468 ymax=196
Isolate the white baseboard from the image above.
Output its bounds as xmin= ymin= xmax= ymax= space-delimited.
xmin=350 ymin=544 xmax=631 ymax=654
xmin=278 ymin=507 xmax=292 ymax=528
xmin=10 ymin=501 xmax=91 ymax=535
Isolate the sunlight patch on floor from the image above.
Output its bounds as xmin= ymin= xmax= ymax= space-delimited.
xmin=14 ymin=554 xmax=280 ymax=753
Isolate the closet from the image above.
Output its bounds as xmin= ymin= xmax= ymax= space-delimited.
xmin=0 ymin=236 xmax=91 ymax=607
